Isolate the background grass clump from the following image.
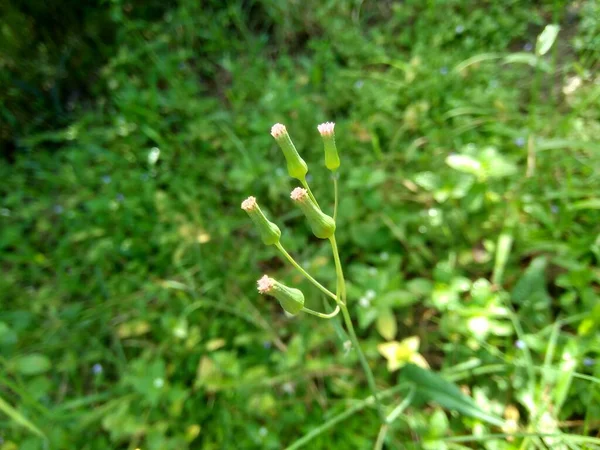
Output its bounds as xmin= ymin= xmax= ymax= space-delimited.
xmin=1 ymin=1 xmax=599 ymax=449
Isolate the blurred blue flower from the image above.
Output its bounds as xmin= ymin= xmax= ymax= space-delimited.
xmin=263 ymin=341 xmax=272 ymax=349
xmin=583 ymin=357 xmax=595 ymax=367
xmin=515 ymin=339 xmax=526 ymax=349
xmin=116 ymin=193 xmax=125 ymax=203
xmin=523 ymin=42 xmax=533 ymax=52
xmin=551 ymin=204 xmax=559 ymax=214
xmin=440 ymin=66 xmax=449 ymax=75
xmin=92 ymin=363 xmax=103 ymax=375
xmin=455 ymin=25 xmax=465 ymax=34
xmin=53 ymin=205 xmax=64 ymax=214
xmin=102 ymin=175 xmax=112 ymax=184
xmin=514 ymin=137 xmax=526 ymax=147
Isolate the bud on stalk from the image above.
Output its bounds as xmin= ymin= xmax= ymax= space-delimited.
xmin=257 ymin=275 xmax=305 ymax=315
xmin=241 ymin=196 xmax=281 ymax=245
xmin=290 ymin=187 xmax=335 ymax=239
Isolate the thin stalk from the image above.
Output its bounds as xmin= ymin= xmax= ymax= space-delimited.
xmin=302 ymin=305 xmax=340 ymax=319
xmin=339 ymin=303 xmax=386 ymax=423
xmin=275 ymin=243 xmax=337 ymax=301
xmin=333 ymin=174 xmax=339 ymax=222
xmin=328 ymin=236 xmax=346 ymax=304
xmin=329 ymin=235 xmax=385 ymax=422
xmin=285 ymin=384 xmax=410 ymax=450
xmin=301 ymin=177 xmax=320 ymax=208
xmin=374 ymin=424 xmax=389 ymax=450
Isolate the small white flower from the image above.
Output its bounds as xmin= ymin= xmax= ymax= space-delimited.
xmin=290 ymin=187 xmax=308 ymax=201
xmin=365 ymin=289 xmax=376 ymax=300
xmin=359 ymin=297 xmax=371 ymax=308
xmin=153 ymin=378 xmax=165 ymax=388
xmin=257 ymin=275 xmax=275 ymax=294
xmin=270 ymin=123 xmax=287 ymax=139
xmin=317 ymin=122 xmax=335 ymax=137
xmin=241 ymin=196 xmax=257 ymax=211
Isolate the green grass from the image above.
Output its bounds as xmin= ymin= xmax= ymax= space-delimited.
xmin=1 ymin=1 xmax=599 ymax=449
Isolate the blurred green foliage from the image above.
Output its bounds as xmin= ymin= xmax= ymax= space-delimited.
xmin=1 ymin=0 xmax=599 ymax=449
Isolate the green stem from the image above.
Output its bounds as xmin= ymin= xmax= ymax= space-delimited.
xmin=333 ymin=174 xmax=339 ymax=222
xmin=284 ymin=384 xmax=410 ymax=450
xmin=339 ymin=303 xmax=386 ymax=423
xmin=328 ymin=236 xmax=346 ymax=304
xmin=329 ymin=235 xmax=385 ymax=423
xmin=301 ymin=178 xmax=320 ymax=209
xmin=374 ymin=424 xmax=389 ymax=450
xmin=275 ymin=243 xmax=337 ymax=301
xmin=302 ymin=305 xmax=340 ymax=319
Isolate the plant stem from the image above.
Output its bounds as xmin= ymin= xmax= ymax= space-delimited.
xmin=333 ymin=174 xmax=339 ymax=222
xmin=328 ymin=236 xmax=346 ymax=304
xmin=339 ymin=303 xmax=386 ymax=423
xmin=329 ymin=235 xmax=386 ymax=423
xmin=284 ymin=384 xmax=410 ymax=450
xmin=275 ymin=243 xmax=337 ymax=301
xmin=302 ymin=305 xmax=340 ymax=319
xmin=374 ymin=424 xmax=389 ymax=450
xmin=301 ymin=178 xmax=320 ymax=208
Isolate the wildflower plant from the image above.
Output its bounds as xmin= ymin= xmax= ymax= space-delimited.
xmin=243 ymin=121 xmax=387 ymax=421
xmin=241 ymin=122 xmax=505 ymax=447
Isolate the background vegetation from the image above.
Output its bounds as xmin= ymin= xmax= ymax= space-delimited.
xmin=1 ymin=0 xmax=599 ymax=448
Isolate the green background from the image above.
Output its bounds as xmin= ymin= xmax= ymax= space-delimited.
xmin=1 ymin=1 xmax=599 ymax=448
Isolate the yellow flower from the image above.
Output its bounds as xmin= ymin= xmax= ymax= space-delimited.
xmin=377 ymin=336 xmax=429 ymax=372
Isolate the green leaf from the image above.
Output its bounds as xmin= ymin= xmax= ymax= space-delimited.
xmin=446 ymin=154 xmax=482 ymax=177
xmin=376 ymin=310 xmax=397 ymax=340
xmin=399 ymin=364 xmax=504 ymax=427
xmin=0 ymin=395 xmax=45 ymax=438
xmin=536 ymin=24 xmax=560 ymax=56
xmin=13 ymin=354 xmax=52 ymax=375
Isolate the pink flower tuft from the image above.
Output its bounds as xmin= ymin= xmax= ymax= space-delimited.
xmin=270 ymin=123 xmax=287 ymax=139
xmin=290 ymin=187 xmax=308 ymax=201
xmin=257 ymin=275 xmax=275 ymax=294
xmin=317 ymin=122 xmax=335 ymax=137
xmin=241 ymin=196 xmax=257 ymax=211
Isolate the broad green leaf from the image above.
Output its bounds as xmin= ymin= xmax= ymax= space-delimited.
xmin=376 ymin=310 xmax=397 ymax=340
xmin=0 ymin=395 xmax=45 ymax=438
xmin=446 ymin=154 xmax=482 ymax=177
xmin=536 ymin=24 xmax=560 ymax=56
xmin=399 ymin=364 xmax=504 ymax=426
xmin=13 ymin=354 xmax=51 ymax=375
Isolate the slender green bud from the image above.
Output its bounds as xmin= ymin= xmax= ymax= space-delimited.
xmin=241 ymin=196 xmax=281 ymax=245
xmin=317 ymin=122 xmax=340 ymax=171
xmin=257 ymin=275 xmax=305 ymax=315
xmin=271 ymin=123 xmax=308 ymax=180
xmin=290 ymin=187 xmax=336 ymax=239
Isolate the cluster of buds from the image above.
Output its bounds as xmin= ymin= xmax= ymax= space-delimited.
xmin=241 ymin=121 xmax=341 ymax=315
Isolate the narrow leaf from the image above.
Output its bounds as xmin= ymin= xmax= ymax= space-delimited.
xmin=400 ymin=364 xmax=504 ymax=427
xmin=536 ymin=24 xmax=560 ymax=56
xmin=0 ymin=395 xmax=45 ymax=438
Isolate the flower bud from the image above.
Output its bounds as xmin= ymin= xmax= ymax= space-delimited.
xmin=317 ymin=122 xmax=340 ymax=171
xmin=257 ymin=275 xmax=305 ymax=315
xmin=290 ymin=187 xmax=335 ymax=239
xmin=241 ymin=196 xmax=281 ymax=245
xmin=271 ymin=123 xmax=308 ymax=180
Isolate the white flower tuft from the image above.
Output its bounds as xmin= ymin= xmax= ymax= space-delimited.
xmin=241 ymin=196 xmax=257 ymax=211
xmin=270 ymin=123 xmax=287 ymax=139
xmin=290 ymin=187 xmax=308 ymax=201
xmin=257 ymin=275 xmax=275 ymax=294
xmin=317 ymin=122 xmax=335 ymax=137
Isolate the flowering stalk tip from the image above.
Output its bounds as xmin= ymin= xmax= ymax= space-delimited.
xmin=241 ymin=196 xmax=281 ymax=245
xmin=271 ymin=123 xmax=308 ymax=180
xmin=317 ymin=122 xmax=340 ymax=171
xmin=257 ymin=275 xmax=305 ymax=315
xmin=290 ymin=187 xmax=335 ymax=239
